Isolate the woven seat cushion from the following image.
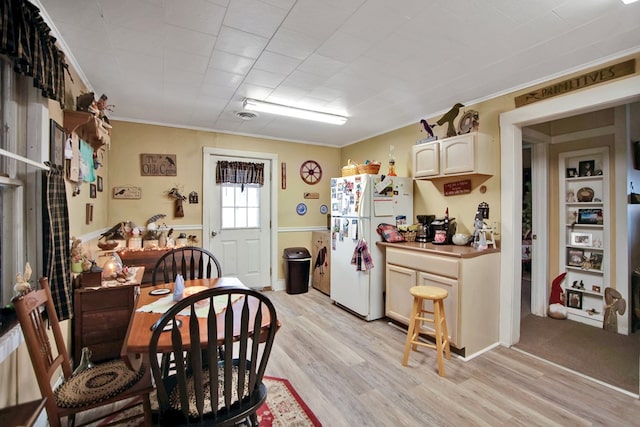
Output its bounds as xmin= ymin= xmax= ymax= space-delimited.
xmin=55 ymin=360 xmax=144 ymax=408
xmin=168 ymin=365 xmax=249 ymax=418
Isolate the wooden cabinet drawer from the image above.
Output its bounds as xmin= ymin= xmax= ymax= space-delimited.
xmin=77 ymin=287 xmax=134 ymax=311
xmin=387 ymin=247 xmax=459 ymax=279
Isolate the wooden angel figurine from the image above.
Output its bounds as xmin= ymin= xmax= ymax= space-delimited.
xmin=14 ymin=262 xmax=32 ymax=296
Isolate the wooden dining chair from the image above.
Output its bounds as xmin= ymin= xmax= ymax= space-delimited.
xmin=151 ymin=246 xmax=224 ymax=376
xmin=151 ymin=246 xmax=222 ymax=285
xmin=148 ymin=287 xmax=278 ymax=426
xmin=12 ymin=277 xmax=154 ymax=427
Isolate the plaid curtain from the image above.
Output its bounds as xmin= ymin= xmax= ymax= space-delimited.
xmin=0 ymin=0 xmax=69 ymax=106
xmin=42 ymin=163 xmax=72 ymax=320
xmin=216 ymin=161 xmax=264 ymax=190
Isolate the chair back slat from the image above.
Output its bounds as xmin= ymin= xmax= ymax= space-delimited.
xmin=148 ymin=287 xmax=278 ymax=425
xmin=151 ymin=246 xmax=222 ymax=285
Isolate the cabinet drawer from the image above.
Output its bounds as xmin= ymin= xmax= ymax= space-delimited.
xmin=387 ymin=248 xmax=459 ymax=279
xmin=77 ymin=287 xmax=134 ymax=312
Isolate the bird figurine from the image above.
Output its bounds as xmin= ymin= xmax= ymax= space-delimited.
xmin=419 ymin=119 xmax=434 ymax=138
xmin=99 ymin=222 xmax=126 ymax=240
xmin=435 ymin=103 xmax=464 ymax=137
xmin=165 ymin=156 xmax=176 ymax=167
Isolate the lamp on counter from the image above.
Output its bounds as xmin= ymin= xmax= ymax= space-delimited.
xmin=242 ymin=98 xmax=348 ymax=125
xmin=102 ymin=252 xmax=123 ymax=280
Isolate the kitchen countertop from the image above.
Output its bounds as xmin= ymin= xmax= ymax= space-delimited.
xmin=377 ymin=241 xmax=500 ymax=259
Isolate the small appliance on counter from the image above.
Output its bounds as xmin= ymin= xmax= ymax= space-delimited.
xmin=415 ymin=214 xmax=435 ymax=243
xmin=430 ymin=209 xmax=457 ymax=245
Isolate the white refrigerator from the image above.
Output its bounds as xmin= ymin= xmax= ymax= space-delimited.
xmin=329 ymin=174 xmax=413 ymax=320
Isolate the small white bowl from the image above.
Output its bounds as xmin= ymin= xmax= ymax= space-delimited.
xmin=452 ymin=233 xmax=470 ymax=246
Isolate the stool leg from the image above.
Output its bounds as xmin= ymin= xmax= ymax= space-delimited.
xmin=433 ymin=299 xmax=445 ymax=376
xmin=402 ymin=297 xmax=421 ymax=366
xmin=440 ymin=300 xmax=451 ymax=360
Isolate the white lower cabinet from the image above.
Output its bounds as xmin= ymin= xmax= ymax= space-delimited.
xmin=385 ymin=246 xmax=500 ymax=357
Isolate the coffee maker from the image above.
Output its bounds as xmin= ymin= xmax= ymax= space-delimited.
xmin=415 ymin=215 xmax=435 ymax=243
xmin=430 ymin=217 xmax=457 ymax=244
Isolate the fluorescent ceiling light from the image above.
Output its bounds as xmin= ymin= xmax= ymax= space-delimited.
xmin=622 ymin=0 xmax=638 ymax=4
xmin=243 ymin=98 xmax=347 ymax=125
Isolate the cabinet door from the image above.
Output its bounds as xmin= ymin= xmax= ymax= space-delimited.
xmin=412 ymin=142 xmax=439 ymax=177
xmin=385 ymin=263 xmax=416 ymax=324
xmin=441 ymin=134 xmax=474 ymax=174
xmin=417 ymin=271 xmax=459 ymax=347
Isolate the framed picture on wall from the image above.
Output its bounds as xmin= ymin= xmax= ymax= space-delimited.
xmin=49 ymin=119 xmax=65 ymax=166
xmin=97 ymin=176 xmax=103 ymax=192
xmin=89 ymin=183 xmax=97 ymax=199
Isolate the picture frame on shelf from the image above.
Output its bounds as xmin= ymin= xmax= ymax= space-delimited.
xmin=49 ymin=119 xmax=65 ymax=166
xmin=578 ymin=160 xmax=595 ymax=177
xmin=592 ymin=285 xmax=601 ymax=293
xmin=570 ymin=232 xmax=592 ymax=247
xmin=587 ymin=253 xmax=603 ymax=270
xmin=567 ymin=248 xmax=584 ymax=267
xmin=577 ymin=208 xmax=603 ymax=225
xmin=567 ymin=290 xmax=582 ymax=309
xmin=566 ymin=167 xmax=578 ymax=178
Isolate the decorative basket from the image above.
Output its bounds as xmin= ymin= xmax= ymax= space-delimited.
xmin=357 ymin=162 xmax=381 ymax=174
xmin=341 ymin=159 xmax=358 ymax=177
xmin=401 ymin=231 xmax=416 ymax=242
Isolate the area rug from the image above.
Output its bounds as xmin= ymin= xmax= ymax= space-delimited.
xmin=98 ymin=376 xmax=321 ymax=426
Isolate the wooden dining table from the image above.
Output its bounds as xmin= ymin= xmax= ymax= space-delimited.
xmin=121 ymin=277 xmax=275 ymax=369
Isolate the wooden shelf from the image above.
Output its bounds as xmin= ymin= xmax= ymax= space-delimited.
xmin=64 ymin=111 xmax=111 ymax=150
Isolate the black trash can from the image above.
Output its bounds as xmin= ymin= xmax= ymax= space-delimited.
xmin=283 ymin=247 xmax=311 ymax=294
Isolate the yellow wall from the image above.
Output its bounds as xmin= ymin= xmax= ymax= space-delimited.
xmin=106 ymin=121 xmax=341 ymax=279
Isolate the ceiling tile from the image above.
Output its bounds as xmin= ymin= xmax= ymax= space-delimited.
xmin=224 ymin=0 xmax=291 ymax=38
xmin=165 ymin=0 xmax=226 ymax=35
xmin=216 ymin=26 xmax=269 ymax=59
xmin=209 ymin=50 xmax=256 ymax=75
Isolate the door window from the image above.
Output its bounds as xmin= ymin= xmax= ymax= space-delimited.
xmin=220 ymin=183 xmax=260 ymax=229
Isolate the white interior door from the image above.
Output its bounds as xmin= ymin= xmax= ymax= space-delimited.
xmin=202 ymin=149 xmax=275 ymax=289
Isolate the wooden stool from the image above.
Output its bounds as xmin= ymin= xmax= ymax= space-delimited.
xmin=402 ymin=285 xmax=451 ymax=376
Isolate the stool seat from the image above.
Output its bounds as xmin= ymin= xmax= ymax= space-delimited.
xmin=402 ymin=285 xmax=451 ymax=376
xmin=410 ymin=285 xmax=447 ymax=300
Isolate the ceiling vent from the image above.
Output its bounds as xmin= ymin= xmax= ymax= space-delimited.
xmin=235 ymin=111 xmax=258 ymax=120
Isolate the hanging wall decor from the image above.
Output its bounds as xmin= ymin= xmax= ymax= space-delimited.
xmin=300 ymin=160 xmax=322 ymax=185
xmin=140 ymin=154 xmax=177 ymax=176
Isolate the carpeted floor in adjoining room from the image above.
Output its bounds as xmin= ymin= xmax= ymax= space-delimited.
xmin=515 ymin=313 xmax=640 ymax=394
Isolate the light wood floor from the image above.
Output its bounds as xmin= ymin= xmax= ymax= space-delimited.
xmin=264 ymin=288 xmax=640 ymax=427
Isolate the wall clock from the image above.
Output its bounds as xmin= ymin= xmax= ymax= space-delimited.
xmin=300 ymin=160 xmax=322 ymax=185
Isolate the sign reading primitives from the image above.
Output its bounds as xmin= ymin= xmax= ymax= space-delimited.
xmin=514 ymin=59 xmax=635 ymax=107
xmin=140 ymin=153 xmax=177 ymax=176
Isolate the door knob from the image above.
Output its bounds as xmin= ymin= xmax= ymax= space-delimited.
xmin=211 ymin=230 xmax=217 ymax=237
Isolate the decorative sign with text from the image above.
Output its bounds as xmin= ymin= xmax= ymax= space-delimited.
xmin=140 ymin=153 xmax=177 ymax=176
xmin=514 ymin=59 xmax=635 ymax=107
xmin=444 ymin=180 xmax=471 ymax=196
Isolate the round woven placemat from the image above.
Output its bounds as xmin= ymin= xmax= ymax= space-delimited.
xmin=55 ymin=360 xmax=144 ymax=408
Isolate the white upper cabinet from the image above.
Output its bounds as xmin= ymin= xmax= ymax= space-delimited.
xmin=412 ymin=132 xmax=493 ymax=179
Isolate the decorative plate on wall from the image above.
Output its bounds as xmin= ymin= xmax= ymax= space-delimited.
xmin=296 ymin=203 xmax=307 ymax=215
xmin=320 ymin=204 xmax=328 ymax=214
